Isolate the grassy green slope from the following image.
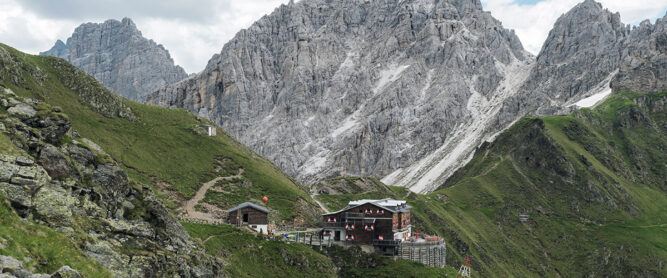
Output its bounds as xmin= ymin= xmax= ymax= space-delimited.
xmin=0 ymin=43 xmax=319 ymax=223
xmin=182 ymin=222 xmax=457 ymax=277
xmin=316 ymin=91 xmax=666 ymax=277
xmin=431 ymin=90 xmax=666 ymax=277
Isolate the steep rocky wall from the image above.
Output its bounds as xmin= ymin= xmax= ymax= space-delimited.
xmin=148 ymin=0 xmax=531 ymax=192
xmin=149 ymin=0 xmax=665 ymax=193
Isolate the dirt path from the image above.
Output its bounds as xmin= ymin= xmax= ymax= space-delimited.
xmin=311 ymin=193 xmax=330 ymax=213
xmin=180 ymin=169 xmax=245 ymax=223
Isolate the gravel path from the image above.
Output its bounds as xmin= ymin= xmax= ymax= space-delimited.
xmin=181 ymin=169 xmax=245 ymax=223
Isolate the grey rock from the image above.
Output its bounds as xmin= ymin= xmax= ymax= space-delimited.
xmin=92 ymin=164 xmax=129 ymax=198
xmin=1 ymin=87 xmax=16 ymax=97
xmin=0 ymin=166 xmax=13 ymax=182
xmin=9 ymin=177 xmax=37 ymax=187
xmin=33 ymin=184 xmax=76 ymax=227
xmin=144 ymin=195 xmax=192 ymax=252
xmin=7 ymin=104 xmax=36 ymax=120
xmin=50 ymin=266 xmax=80 ymax=278
xmin=83 ymin=241 xmax=126 ymax=277
xmin=0 ymin=183 xmax=32 ymax=208
xmin=26 ymin=117 xmax=71 ymax=145
xmin=80 ymin=138 xmax=106 ymax=155
xmin=105 ymin=219 xmax=154 ymax=237
xmin=15 ymin=156 xmax=33 ymax=166
xmin=0 ymin=255 xmax=22 ymax=273
xmin=7 ymin=98 xmax=20 ymax=106
xmin=66 ymin=145 xmax=96 ymax=167
xmin=38 ymin=145 xmax=72 ymax=179
xmin=16 ymin=167 xmax=37 ymax=179
xmin=191 ymin=265 xmax=214 ymax=278
xmin=41 ymin=18 xmax=188 ymax=102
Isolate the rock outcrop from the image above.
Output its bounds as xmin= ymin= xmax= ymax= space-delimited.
xmin=148 ymin=0 xmax=666 ymax=193
xmin=0 ymin=88 xmax=221 ymax=277
xmin=41 ymin=18 xmax=188 ymax=102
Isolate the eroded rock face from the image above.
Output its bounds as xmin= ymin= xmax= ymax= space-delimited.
xmin=41 ymin=18 xmax=188 ymax=102
xmin=149 ymin=0 xmax=665 ymax=193
xmin=148 ymin=0 xmax=531 ymax=192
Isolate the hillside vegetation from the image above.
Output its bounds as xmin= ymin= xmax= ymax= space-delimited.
xmin=0 ymin=43 xmax=320 ymax=225
xmin=317 ymin=90 xmax=667 ymax=277
xmin=182 ymin=222 xmax=457 ymax=277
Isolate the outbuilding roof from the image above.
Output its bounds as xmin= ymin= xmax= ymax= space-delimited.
xmin=227 ymin=202 xmax=270 ymax=214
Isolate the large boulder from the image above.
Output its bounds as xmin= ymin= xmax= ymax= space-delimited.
xmin=66 ymin=145 xmax=96 ymax=168
xmin=0 ymin=255 xmax=22 ymax=275
xmin=51 ymin=266 xmax=81 ymax=278
xmin=92 ymin=164 xmax=128 ymax=188
xmin=0 ymin=183 xmax=32 ymax=208
xmin=7 ymin=103 xmax=36 ymax=120
xmin=38 ymin=145 xmax=72 ymax=179
xmin=33 ymin=184 xmax=77 ymax=227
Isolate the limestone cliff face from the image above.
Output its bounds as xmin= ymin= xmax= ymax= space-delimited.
xmin=148 ymin=0 xmax=531 ymax=192
xmin=41 ymin=18 xmax=188 ymax=102
xmin=148 ymin=0 xmax=666 ymax=193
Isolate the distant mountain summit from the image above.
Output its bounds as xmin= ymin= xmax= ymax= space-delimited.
xmin=41 ymin=18 xmax=188 ymax=102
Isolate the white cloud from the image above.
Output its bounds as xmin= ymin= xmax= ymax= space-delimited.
xmin=482 ymin=0 xmax=667 ymax=54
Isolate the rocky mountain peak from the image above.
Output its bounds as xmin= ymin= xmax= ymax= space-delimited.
xmin=537 ymin=0 xmax=627 ymax=65
xmin=41 ymin=18 xmax=188 ymax=102
xmin=611 ymin=12 xmax=667 ymax=93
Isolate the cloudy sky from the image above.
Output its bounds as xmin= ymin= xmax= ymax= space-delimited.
xmin=0 ymin=0 xmax=665 ymax=73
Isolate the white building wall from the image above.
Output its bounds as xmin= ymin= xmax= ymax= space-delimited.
xmin=250 ymin=224 xmax=268 ymax=234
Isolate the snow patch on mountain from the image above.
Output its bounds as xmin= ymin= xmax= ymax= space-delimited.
xmin=568 ymin=70 xmax=617 ymax=109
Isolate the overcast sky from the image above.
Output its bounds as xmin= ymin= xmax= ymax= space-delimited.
xmin=0 ymin=0 xmax=665 ymax=73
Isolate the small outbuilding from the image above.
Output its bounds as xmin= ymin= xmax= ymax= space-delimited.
xmin=205 ymin=125 xmax=217 ymax=136
xmin=227 ymin=202 xmax=269 ymax=234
